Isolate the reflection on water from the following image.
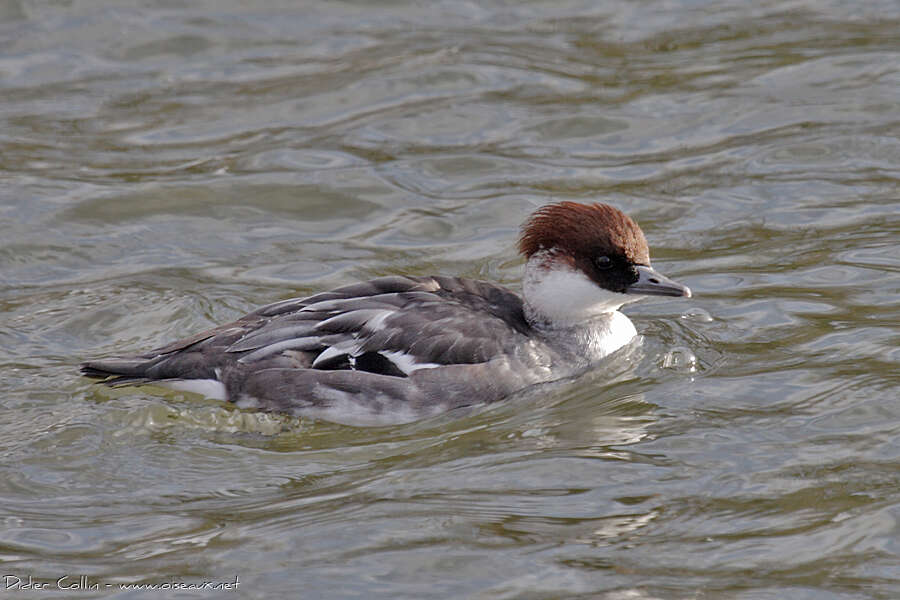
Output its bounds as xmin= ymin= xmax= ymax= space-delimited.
xmin=1 ymin=0 xmax=899 ymax=597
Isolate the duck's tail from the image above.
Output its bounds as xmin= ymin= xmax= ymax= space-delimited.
xmin=80 ymin=356 xmax=162 ymax=386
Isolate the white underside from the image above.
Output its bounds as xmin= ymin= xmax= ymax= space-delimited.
xmin=165 ymin=379 xmax=420 ymax=425
xmin=235 ymin=387 xmax=432 ymax=426
xmin=159 ymin=378 xmax=228 ymax=401
xmin=298 ymin=393 xmax=427 ymax=426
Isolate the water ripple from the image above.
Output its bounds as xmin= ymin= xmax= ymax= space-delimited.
xmin=0 ymin=1 xmax=898 ymax=598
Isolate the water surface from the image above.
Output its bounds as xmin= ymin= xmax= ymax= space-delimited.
xmin=1 ymin=1 xmax=899 ymax=598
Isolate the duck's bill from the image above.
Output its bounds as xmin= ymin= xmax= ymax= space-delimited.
xmin=626 ymin=265 xmax=692 ymax=298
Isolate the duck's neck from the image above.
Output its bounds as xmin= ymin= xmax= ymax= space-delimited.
xmin=522 ymin=251 xmax=638 ymax=359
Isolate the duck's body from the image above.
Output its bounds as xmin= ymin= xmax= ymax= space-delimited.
xmin=82 ymin=202 xmax=691 ymax=426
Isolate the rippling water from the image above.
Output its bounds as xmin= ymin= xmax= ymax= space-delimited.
xmin=2 ymin=1 xmax=899 ymax=598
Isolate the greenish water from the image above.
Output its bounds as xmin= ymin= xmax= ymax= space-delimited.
xmin=2 ymin=1 xmax=899 ymax=598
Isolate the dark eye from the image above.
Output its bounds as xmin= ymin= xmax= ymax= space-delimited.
xmin=594 ymin=256 xmax=612 ymax=270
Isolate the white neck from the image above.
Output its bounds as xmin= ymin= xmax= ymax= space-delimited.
xmin=522 ymin=251 xmax=635 ymax=328
xmin=522 ymin=251 xmax=640 ymax=359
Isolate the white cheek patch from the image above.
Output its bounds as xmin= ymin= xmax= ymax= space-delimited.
xmin=523 ymin=257 xmax=632 ymax=326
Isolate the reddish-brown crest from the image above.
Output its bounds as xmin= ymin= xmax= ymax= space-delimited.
xmin=518 ymin=202 xmax=650 ymax=265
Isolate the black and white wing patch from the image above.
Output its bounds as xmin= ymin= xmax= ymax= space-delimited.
xmin=227 ymin=275 xmax=532 ymax=377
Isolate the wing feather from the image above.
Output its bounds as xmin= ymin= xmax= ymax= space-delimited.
xmin=83 ymin=275 xmax=534 ymax=384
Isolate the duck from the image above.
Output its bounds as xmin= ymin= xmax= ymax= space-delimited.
xmin=81 ymin=202 xmax=691 ymax=426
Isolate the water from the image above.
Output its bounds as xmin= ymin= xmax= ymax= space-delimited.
xmin=2 ymin=0 xmax=899 ymax=598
